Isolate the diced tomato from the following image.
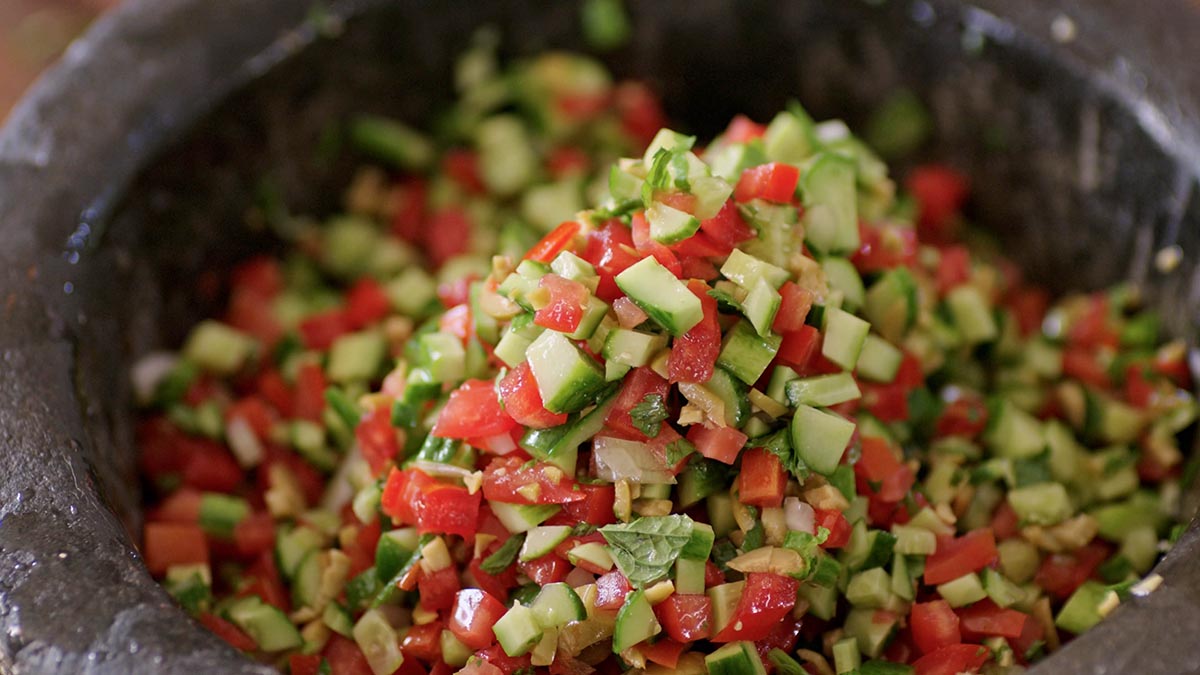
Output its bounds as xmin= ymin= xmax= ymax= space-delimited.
xmin=935 ymin=395 xmax=988 ymax=439
xmin=198 ymin=613 xmax=256 ymax=651
xmin=225 ymin=396 xmax=274 ymax=440
xmin=497 ymin=361 xmax=568 ymax=429
xmin=525 ymin=220 xmax=582 ymax=264
xmin=815 ymin=509 xmax=851 ymax=549
xmin=687 ymin=424 xmax=747 ymax=465
xmin=260 ymin=444 xmax=325 ymax=506
xmin=614 ymin=82 xmax=667 ymax=149
xmin=438 ymin=303 xmax=472 ymax=344
xmin=478 ymin=643 xmax=534 ymax=674
xmin=924 ymin=529 xmax=998 ymax=585
xmin=389 ymin=178 xmax=429 ymax=243
xmin=180 ymin=441 xmax=242 ymax=493
xmin=582 ymin=220 xmax=642 ymax=301
xmin=342 ymin=519 xmax=381 ymax=578
xmin=669 ymin=280 xmax=721 ymax=384
xmin=723 ymin=114 xmax=766 ymax=143
xmin=630 ymin=212 xmax=683 ymax=277
xmin=734 ymin=163 xmax=800 ymax=203
xmin=910 ymin=600 xmax=961 ymax=655
xmin=142 ymin=521 xmax=206 ymax=571
xmin=468 ymin=551 xmax=519 ymax=603
xmin=860 ymin=380 xmax=910 ymax=423
xmin=754 ymin=617 xmax=805 ymax=666
xmin=482 ymin=455 xmax=584 ymax=505
xmin=520 ymin=553 xmax=570 ymax=585
xmin=1124 ymin=364 xmax=1156 ymax=408
xmin=700 ymin=200 xmax=755 ymax=248
xmin=738 ymin=448 xmax=787 ymax=507
xmin=417 ymin=484 xmax=481 ymax=538
xmin=1006 ymin=286 xmax=1050 ymax=337
xmin=148 ymin=488 xmax=203 ymax=524
xmin=417 ymin=566 xmax=461 ymax=611
xmin=705 ymin=560 xmax=726 ymax=588
xmin=1063 ymin=348 xmax=1111 ymax=388
xmin=670 ymin=230 xmax=730 ymax=259
xmin=233 ymin=511 xmax=275 ymax=558
xmin=1008 ymin=609 xmax=1046 ymax=663
xmin=442 ymin=148 xmax=485 ymax=194
xmin=1035 ymin=541 xmax=1109 ymax=600
xmin=1153 ymin=345 xmax=1193 ymax=389
xmin=438 ymin=276 xmax=474 ymax=308
xmin=557 ymin=91 xmax=610 ymax=120
xmin=355 ymin=406 xmax=400 ymax=474
xmin=323 ymin=635 xmax=375 ymax=675
xmin=852 ymin=223 xmax=919 ymax=273
xmin=907 ymin=164 xmax=969 ymax=244
xmin=344 ymin=278 xmax=392 ymax=329
xmin=991 ymin=500 xmax=1020 ymax=541
xmin=256 ymin=369 xmax=294 ymax=417
xmin=1066 ymin=295 xmax=1118 ymax=350
xmin=231 ymin=256 xmax=283 ymax=298
xmin=776 ymin=326 xmax=820 ymax=371
xmin=957 ymin=600 xmax=1027 ymax=640
xmin=654 ymin=593 xmax=712 ymax=642
xmin=460 ymin=659 xmax=504 ymax=675
xmin=912 ymin=643 xmax=990 ymax=675
xmin=226 ymin=288 xmax=284 ymax=347
xmin=287 ymin=653 xmax=325 ymax=675
xmin=605 ymin=367 xmax=670 ymax=438
xmin=432 ymin=379 xmax=517 ymax=439
xmin=680 ymin=255 xmax=721 ymax=281
xmin=239 ymin=550 xmax=289 ymax=611
xmin=855 ymin=437 xmax=914 ymax=503
xmin=534 ymin=274 xmax=590 ymax=333
xmin=560 ymin=483 xmax=617 ymax=526
xmin=426 ymin=208 xmax=472 ymax=267
xmin=640 ymin=638 xmax=686 ymax=668
xmin=547 ymin=146 xmax=590 ymax=178
xmin=771 ymin=282 xmax=813 ymax=334
xmin=936 ymin=245 xmax=972 ymax=296
xmin=613 ymin=296 xmax=649 ymax=328
xmin=299 ymin=309 xmax=351 ymax=350
xmin=381 ymin=468 xmax=433 ymax=525
xmin=450 ymin=589 xmax=506 ymax=650
xmin=711 ymin=573 xmax=798 ymax=642
xmin=402 ymin=621 xmax=444 ymax=663
xmin=293 ymin=363 xmax=328 ymax=424
xmin=595 ymin=571 xmax=633 ymax=611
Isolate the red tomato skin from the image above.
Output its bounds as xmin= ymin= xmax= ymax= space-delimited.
xmin=911 ymin=643 xmax=990 ymax=675
xmin=1034 ymin=542 xmax=1109 ymax=600
xmin=910 ymin=600 xmax=962 ymax=655
xmin=776 ymin=326 xmax=820 ymax=371
xmin=299 ymin=309 xmax=351 ymax=351
xmin=595 ymin=571 xmax=633 ymax=611
xmin=144 ymin=522 xmax=208 ymax=574
xmin=711 ymin=573 xmax=799 ymax=642
xmin=668 ymin=280 xmax=721 ymax=384
xmin=734 ymin=163 xmax=801 ymax=203
xmin=605 ymin=367 xmax=670 ymax=438
xmin=520 ymin=554 xmax=570 ymax=585
xmin=700 ymin=200 xmax=755 ymax=248
xmin=654 ymin=593 xmax=713 ymax=642
xmin=924 ymin=529 xmax=999 ymax=586
xmin=431 ymin=379 xmax=517 ymax=440
xmin=907 ymin=164 xmax=969 ymax=244
xmin=582 ymin=221 xmax=641 ymax=301
xmin=738 ymin=447 xmax=787 ymax=507
xmin=482 ymin=455 xmax=585 ymax=505
xmin=498 ymin=361 xmax=568 ymax=429
xmin=287 ymin=653 xmax=325 ymax=675
xmin=355 ymin=407 xmax=400 ymax=474
xmin=417 ymin=566 xmax=462 ymax=612
xmin=815 ymin=509 xmax=851 ymax=549
xmin=233 ymin=511 xmax=276 ymax=558
xmin=322 ymin=635 xmax=375 ymax=675
xmin=293 ymin=363 xmax=328 ymax=423
xmin=417 ymin=484 xmax=481 ymax=538
xmin=687 ymin=424 xmax=748 ymax=465
xmin=199 ymin=613 xmax=257 ymax=651
xmin=402 ymin=621 xmax=445 ymax=663
xmin=560 ymin=483 xmax=617 ymax=526
xmin=640 ymin=638 xmax=686 ymax=668
xmin=426 ymin=208 xmax=472 ymax=267
xmin=957 ymin=600 xmax=1028 ymax=640
xmin=724 ymin=115 xmax=767 ymax=143
xmin=534 ymin=274 xmax=589 ymax=333
xmin=344 ymin=278 xmax=392 ymax=329
xmin=526 ymin=220 xmax=583 ymax=263
xmin=442 ymin=149 xmax=485 ymax=194
xmin=773 ymin=282 xmax=814 ymax=333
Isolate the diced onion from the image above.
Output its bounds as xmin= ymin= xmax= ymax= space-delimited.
xmin=565 ymin=566 xmax=595 ymax=589
xmin=478 ymin=432 xmax=518 ymax=455
xmin=409 ymin=460 xmax=475 ymax=480
xmin=785 ymin=497 xmax=816 ymax=534
xmin=592 ymin=436 xmax=676 ymax=484
xmin=225 ymin=415 xmax=264 ymax=469
xmin=130 ymin=351 xmax=177 ymax=405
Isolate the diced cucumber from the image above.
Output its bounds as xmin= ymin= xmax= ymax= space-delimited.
xmin=862 ymin=268 xmax=917 ymax=344
xmin=675 ymin=557 xmax=707 ymax=594
xmin=567 ymin=542 xmax=614 ymax=572
xmin=530 ymin=582 xmax=586 ymax=628
xmin=801 ymin=152 xmax=859 ymax=254
xmin=526 ymin=330 xmax=606 ymax=413
xmin=353 ymin=608 xmax=404 ymax=675
xmin=700 ymin=634 xmax=768 ymax=672
xmin=937 ymin=572 xmax=988 ymax=607
xmin=520 ymin=526 xmax=573 ymax=562
xmin=857 ymin=335 xmax=904 ymax=383
xmin=681 ymin=522 xmax=716 ymax=560
xmin=706 ymin=366 xmax=752 ymax=427
xmin=490 ymin=502 xmax=561 ymax=534
xmin=717 ymin=319 xmax=782 ymax=385
xmin=328 ymin=330 xmax=386 ymax=384
xmin=983 ymin=400 xmax=1045 ymax=459
xmin=981 ymin=568 xmax=1024 ymax=608
xmin=791 ymin=404 xmax=855 ymax=475
xmin=1007 ymin=483 xmax=1073 ymax=526
xmin=183 ymin=320 xmax=256 ymax=376
xmin=763 ymin=108 xmax=817 ymax=164
xmin=198 ymin=493 xmax=249 ymax=538
xmin=226 ymin=596 xmax=303 ymax=652
xmin=292 ymin=551 xmax=322 ymax=609
xmin=843 ymin=607 xmax=896 ymax=658
xmin=997 ymin=539 xmax=1040 ymax=584
xmin=847 ymin=568 xmax=894 ymax=608
xmin=1056 ymin=581 xmax=1114 ymax=634
xmin=276 ymin=525 xmax=325 ymax=579
xmin=891 ymin=554 xmax=915 ymax=602
xmin=706 ymin=641 xmax=768 ymax=675
xmin=615 ymin=256 xmax=703 ymax=335
xmin=707 ymin=581 xmax=745 ymax=635
xmin=647 ymin=201 xmax=701 ymax=244
xmin=833 ymin=636 xmax=863 ymax=674
xmin=609 ymin=163 xmax=645 ymax=202
xmin=946 ymin=285 xmax=998 ymax=344
xmin=612 ymin=589 xmax=660 ymax=653
xmin=550 ymin=251 xmax=599 ymax=290
xmin=821 ymin=307 xmax=870 ymax=371
xmin=441 ymin=629 xmax=473 ymax=667
xmin=822 ymin=257 xmax=865 ymax=312
xmin=1084 ymin=390 xmax=1146 ymax=445
xmin=891 ymin=524 xmax=937 ymax=556
xmin=603 ymin=328 xmax=667 ymax=367
xmin=323 ymin=602 xmax=354 ymax=638
xmin=521 ymin=180 xmax=583 ymax=233
xmin=494 ymin=328 xmax=536 ymax=368
xmin=678 ymin=458 xmax=733 ymax=508
xmin=493 ymin=604 xmax=543 ymax=657
xmin=720 ymin=249 xmax=790 ymax=290
xmin=766 ymin=365 xmax=799 ymax=406
xmin=707 ymin=493 xmax=737 ymax=538
xmin=643 ymin=128 xmax=697 ymax=165
xmin=566 ymin=296 xmax=611 ymax=341
xmin=785 ymin=372 xmax=861 ymax=408
xmin=798 ymin=582 xmax=838 ymax=620
xmin=417 ymin=331 xmax=466 ymax=383
xmin=477 ymin=115 xmax=537 ymax=197
xmin=350 ymin=115 xmax=433 ymax=170
xmin=742 ymin=277 xmax=782 ymax=337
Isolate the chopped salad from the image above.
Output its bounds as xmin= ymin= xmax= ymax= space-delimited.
xmin=136 ymin=43 xmax=1197 ymax=675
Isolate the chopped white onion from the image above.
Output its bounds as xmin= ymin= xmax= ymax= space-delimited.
xmin=592 ymin=436 xmax=676 ymax=484
xmin=321 ymin=444 xmax=369 ymax=513
xmin=785 ymin=497 xmax=816 ymax=534
xmin=225 ymin=415 xmax=264 ymax=468
xmin=479 ymin=432 xmax=518 ymax=455
xmin=409 ymin=460 xmax=475 ymax=480
xmin=130 ymin=351 xmax=178 ymax=405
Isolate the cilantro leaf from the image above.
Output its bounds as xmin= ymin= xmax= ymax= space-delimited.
xmin=664 ymin=438 xmax=696 ymax=467
xmin=600 ymin=515 xmax=695 ymax=587
xmin=480 ymin=533 xmax=525 ymax=575
xmin=630 ymin=393 xmax=669 ymax=438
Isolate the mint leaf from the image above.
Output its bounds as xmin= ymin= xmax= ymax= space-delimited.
xmin=600 ymin=514 xmax=695 ymax=587
xmin=629 ymin=393 xmax=669 ymax=438
xmin=570 ymin=522 xmax=598 ymax=537
xmin=752 ymin=428 xmax=810 ymax=480
xmin=480 ymin=533 xmax=525 ymax=575
xmin=664 ymin=438 xmax=696 ymax=467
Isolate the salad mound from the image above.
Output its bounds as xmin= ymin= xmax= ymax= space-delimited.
xmin=136 ymin=45 xmax=1196 ymax=675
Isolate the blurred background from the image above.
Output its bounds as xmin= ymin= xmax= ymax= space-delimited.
xmin=0 ymin=0 xmax=115 ymax=119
